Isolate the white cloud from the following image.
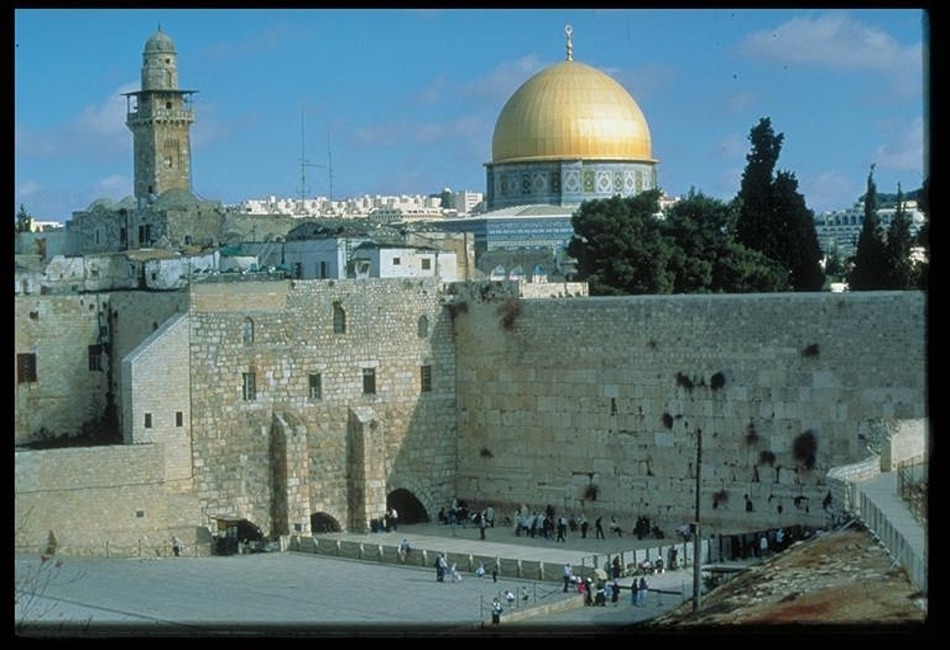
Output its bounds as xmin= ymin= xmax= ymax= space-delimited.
xmin=799 ymin=170 xmax=856 ymax=213
xmin=738 ymin=13 xmax=923 ymax=97
xmin=17 ymin=179 xmax=42 ymax=198
xmin=98 ymin=175 xmax=130 ymax=194
xmin=607 ymin=61 xmax=677 ymax=102
xmin=459 ymin=54 xmax=545 ymax=103
xmin=720 ymin=89 xmax=757 ymax=115
xmin=415 ymin=74 xmax=445 ymax=105
xmin=874 ymin=116 xmax=925 ymax=172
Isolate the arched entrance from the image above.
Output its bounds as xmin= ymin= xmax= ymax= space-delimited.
xmin=387 ymin=488 xmax=429 ymax=524
xmin=310 ymin=512 xmax=342 ymax=534
xmin=214 ymin=516 xmax=265 ymax=555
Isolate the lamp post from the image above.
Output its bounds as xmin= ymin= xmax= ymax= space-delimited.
xmin=692 ymin=427 xmax=702 ymax=613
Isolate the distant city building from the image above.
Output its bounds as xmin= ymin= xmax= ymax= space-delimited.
xmin=233 ymin=190 xmax=483 ymax=220
xmin=814 ymin=200 xmax=925 ymax=259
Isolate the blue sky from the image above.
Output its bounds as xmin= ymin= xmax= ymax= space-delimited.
xmin=15 ymin=8 xmax=928 ymax=222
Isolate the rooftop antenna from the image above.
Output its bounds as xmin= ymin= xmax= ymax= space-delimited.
xmin=565 ymin=24 xmax=573 ymax=61
xmin=298 ymin=109 xmax=321 ymax=207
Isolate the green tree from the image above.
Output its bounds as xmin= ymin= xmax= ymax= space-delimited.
xmin=735 ymin=118 xmax=825 ymax=291
xmin=662 ymin=190 xmax=788 ymax=293
xmin=15 ymin=204 xmax=33 ymax=233
xmin=849 ymin=165 xmax=888 ymax=290
xmin=882 ymin=183 xmax=915 ymax=289
xmin=773 ymin=171 xmax=825 ymax=290
xmin=568 ymin=191 xmax=675 ymax=295
xmin=914 ymin=177 xmax=928 ymax=291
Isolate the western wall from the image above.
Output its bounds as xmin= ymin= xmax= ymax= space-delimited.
xmin=14 ymin=283 xmax=926 ymax=554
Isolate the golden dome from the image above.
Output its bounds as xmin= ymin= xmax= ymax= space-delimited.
xmin=491 ymin=60 xmax=653 ymax=164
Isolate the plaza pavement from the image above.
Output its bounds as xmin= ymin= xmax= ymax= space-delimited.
xmin=15 ymin=471 xmax=923 ymax=638
xmin=15 ymin=520 xmax=698 ymax=638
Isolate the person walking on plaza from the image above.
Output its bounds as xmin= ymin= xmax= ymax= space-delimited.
xmin=636 ymin=577 xmax=648 ymax=607
xmin=595 ymin=516 xmax=605 ymax=539
xmin=562 ymin=562 xmax=573 ymax=592
xmin=172 ymin=536 xmax=182 ymax=557
xmin=491 ymin=597 xmax=503 ymax=626
xmin=557 ymin=516 xmax=568 ymax=543
xmin=580 ymin=514 xmax=589 ymax=539
xmin=478 ymin=511 xmax=487 ymax=540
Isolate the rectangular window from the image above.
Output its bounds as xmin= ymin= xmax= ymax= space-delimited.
xmin=421 ymin=258 xmax=432 ymax=270
xmin=362 ymin=368 xmax=376 ymax=395
xmin=319 ymin=261 xmax=329 ymax=279
xmin=333 ymin=303 xmax=346 ymax=334
xmin=88 ymin=344 xmax=103 ymax=371
xmin=175 ymin=411 xmax=183 ymax=427
xmin=420 ymin=365 xmax=432 ymax=393
xmin=393 ymin=257 xmax=401 ymax=265
xmin=309 ymin=373 xmax=322 ymax=400
xmin=17 ymin=353 xmax=37 ymax=383
xmin=144 ymin=413 xmax=153 ymax=428
xmin=243 ymin=372 xmax=257 ymax=401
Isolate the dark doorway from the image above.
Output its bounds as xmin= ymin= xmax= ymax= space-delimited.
xmin=310 ymin=512 xmax=341 ymax=534
xmin=387 ymin=488 xmax=429 ymax=524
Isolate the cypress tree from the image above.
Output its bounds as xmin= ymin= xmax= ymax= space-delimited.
xmin=883 ymin=183 xmax=915 ymax=289
xmin=848 ymin=165 xmax=887 ymax=290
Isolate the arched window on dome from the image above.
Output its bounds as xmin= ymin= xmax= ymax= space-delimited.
xmin=490 ymin=265 xmax=507 ymax=281
xmin=417 ymin=315 xmax=429 ymax=338
xmin=531 ymin=264 xmax=548 ymax=283
xmin=243 ymin=317 xmax=254 ymax=345
xmin=509 ymin=265 xmax=525 ymax=281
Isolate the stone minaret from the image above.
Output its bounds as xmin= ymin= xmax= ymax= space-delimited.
xmin=123 ymin=27 xmax=196 ymax=204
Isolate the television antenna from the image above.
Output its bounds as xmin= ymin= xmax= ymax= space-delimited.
xmin=298 ymin=110 xmax=334 ymax=208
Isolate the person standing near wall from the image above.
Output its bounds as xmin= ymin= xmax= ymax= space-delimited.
xmin=172 ymin=536 xmax=182 ymax=557
xmin=562 ymin=562 xmax=573 ymax=592
xmin=595 ymin=516 xmax=605 ymax=539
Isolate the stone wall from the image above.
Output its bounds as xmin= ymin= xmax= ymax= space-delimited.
xmin=14 ymin=445 xmax=202 ymax=556
xmin=450 ymin=289 xmax=926 ymax=536
xmin=185 ymin=278 xmax=459 ymax=537
xmin=15 ymin=294 xmax=112 ymax=444
xmin=14 ymin=283 xmax=926 ymax=553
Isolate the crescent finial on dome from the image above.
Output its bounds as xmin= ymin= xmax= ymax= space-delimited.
xmin=565 ymin=24 xmax=573 ymax=61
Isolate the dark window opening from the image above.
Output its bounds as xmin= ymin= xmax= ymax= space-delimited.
xmin=17 ymin=353 xmax=37 ymax=383
xmin=309 ymin=373 xmax=322 ymax=400
xmin=362 ymin=368 xmax=376 ymax=395
xmin=88 ymin=344 xmax=103 ymax=371
xmin=420 ymin=365 xmax=432 ymax=393
xmin=175 ymin=411 xmax=183 ymax=427
xmin=243 ymin=373 xmax=257 ymax=401
xmin=144 ymin=413 xmax=153 ymax=428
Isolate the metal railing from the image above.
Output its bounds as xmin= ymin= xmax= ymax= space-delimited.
xmin=897 ymin=456 xmax=927 ymax=526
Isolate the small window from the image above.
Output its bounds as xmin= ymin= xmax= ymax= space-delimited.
xmin=144 ymin=413 xmax=153 ymax=428
xmin=393 ymin=257 xmax=401 ymax=265
xmin=421 ymin=258 xmax=432 ymax=270
xmin=88 ymin=344 xmax=103 ymax=371
xmin=243 ymin=372 xmax=257 ymax=401
xmin=17 ymin=353 xmax=37 ymax=383
xmin=362 ymin=368 xmax=376 ymax=395
xmin=175 ymin=411 xmax=183 ymax=427
xmin=309 ymin=373 xmax=322 ymax=400
xmin=319 ymin=261 xmax=329 ymax=279
xmin=333 ymin=303 xmax=346 ymax=334
xmin=243 ymin=318 xmax=254 ymax=345
xmin=420 ymin=365 xmax=432 ymax=393
xmin=417 ymin=315 xmax=429 ymax=338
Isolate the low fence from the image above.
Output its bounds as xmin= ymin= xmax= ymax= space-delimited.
xmin=897 ymin=456 xmax=927 ymax=526
xmin=856 ymin=489 xmax=927 ymax=596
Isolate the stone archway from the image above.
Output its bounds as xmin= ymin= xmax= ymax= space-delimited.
xmin=387 ymin=488 xmax=429 ymax=524
xmin=310 ymin=511 xmax=342 ymax=534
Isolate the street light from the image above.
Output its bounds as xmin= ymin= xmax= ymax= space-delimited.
xmin=692 ymin=426 xmax=702 ymax=613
